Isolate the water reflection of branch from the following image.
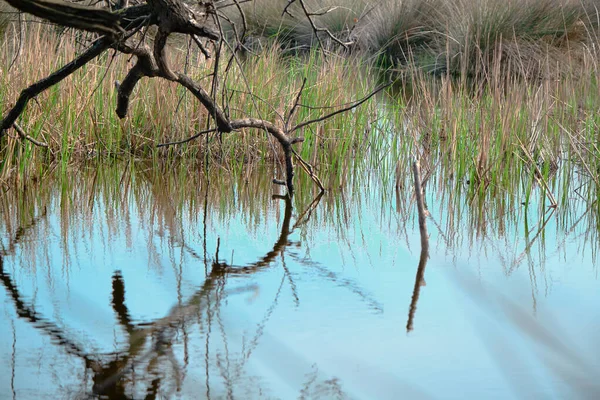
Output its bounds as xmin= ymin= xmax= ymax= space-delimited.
xmin=94 ymin=274 xmax=257 ymax=398
xmin=509 ymin=207 xmax=556 ymax=274
xmin=289 ymin=253 xmax=384 ymax=313
xmin=1 ymin=216 xmax=225 ymax=398
xmin=222 ymin=193 xmax=384 ymax=312
xmin=233 ymin=274 xmax=287 ymax=381
xmin=1 ymin=191 xmax=334 ymax=398
xmin=547 ymin=200 xmax=596 ymax=260
xmin=281 ymin=252 xmax=300 ymax=306
xmin=219 ymin=194 xmax=320 ymax=274
xmin=0 ymin=256 xmax=92 ymax=362
xmin=407 ymin=160 xmax=430 ymax=333
xmin=10 ymin=318 xmax=16 ymax=400
xmin=94 ymin=193 xmax=326 ymax=395
xmin=406 ymin=248 xmax=428 ymax=332
xmin=293 ymin=192 xmax=324 ymax=229
xmin=0 ymin=206 xmax=47 ymax=256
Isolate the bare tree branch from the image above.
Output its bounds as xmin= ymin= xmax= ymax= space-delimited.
xmin=13 ymin=122 xmax=49 ymax=148
xmin=157 ymin=128 xmax=218 ymax=147
xmin=0 ymin=37 xmax=111 ymax=136
xmin=0 ymin=0 xmax=380 ymax=196
xmin=3 ymin=0 xmax=122 ymax=36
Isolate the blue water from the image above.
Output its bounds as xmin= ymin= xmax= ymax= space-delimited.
xmin=0 ymin=167 xmax=599 ymax=399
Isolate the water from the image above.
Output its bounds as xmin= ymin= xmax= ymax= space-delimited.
xmin=0 ymin=163 xmax=599 ymax=399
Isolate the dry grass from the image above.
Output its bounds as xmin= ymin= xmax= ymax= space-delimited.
xmin=228 ymin=0 xmax=600 ymax=80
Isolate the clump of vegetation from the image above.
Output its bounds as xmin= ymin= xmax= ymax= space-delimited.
xmin=234 ymin=0 xmax=368 ymax=51
xmin=229 ymin=0 xmax=600 ymax=80
xmin=0 ymin=1 xmax=15 ymax=39
xmin=438 ymin=0 xmax=598 ymax=80
xmin=1 ymin=0 xmax=599 ymax=212
xmin=352 ymin=0 xmax=442 ymax=70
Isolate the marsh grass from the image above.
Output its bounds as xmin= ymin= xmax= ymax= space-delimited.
xmin=388 ymin=70 xmax=600 ymax=251
xmin=0 ymin=1 xmax=13 ymax=38
xmin=0 ymin=9 xmax=599 ymax=237
xmin=228 ymin=0 xmax=600 ymax=80
xmin=0 ymin=24 xmax=382 ymax=187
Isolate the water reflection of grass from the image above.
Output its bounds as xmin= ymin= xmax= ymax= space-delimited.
xmin=1 ymin=161 xmax=596 ymax=290
xmin=0 ymin=161 xmax=598 ymax=397
xmin=0 ymin=161 xmax=598 ymax=271
xmin=0 ymin=169 xmax=370 ymax=397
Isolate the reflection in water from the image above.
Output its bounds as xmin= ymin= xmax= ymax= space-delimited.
xmin=10 ymin=308 xmax=16 ymax=400
xmin=0 ymin=162 xmax=599 ymax=399
xmin=406 ymin=241 xmax=428 ymax=333
xmin=407 ymin=160 xmax=430 ymax=333
xmin=0 ymin=178 xmax=337 ymax=397
xmin=0 ymin=254 xmax=92 ymax=362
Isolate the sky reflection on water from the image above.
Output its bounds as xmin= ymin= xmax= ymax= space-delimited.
xmin=0 ymin=164 xmax=599 ymax=399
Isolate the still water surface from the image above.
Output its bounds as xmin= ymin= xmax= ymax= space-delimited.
xmin=0 ymin=164 xmax=599 ymax=399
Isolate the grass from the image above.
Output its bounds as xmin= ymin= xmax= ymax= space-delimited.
xmin=0 ymin=2 xmax=13 ymax=38
xmin=0 ymin=4 xmax=599 ymax=239
xmin=227 ymin=0 xmax=600 ymax=80
xmin=0 ymin=23 xmax=381 ymax=188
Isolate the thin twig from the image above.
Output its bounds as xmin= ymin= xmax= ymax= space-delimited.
xmin=285 ymin=77 xmax=307 ymax=132
xmin=289 ymin=82 xmax=391 ymax=134
xmin=157 ymin=128 xmax=218 ymax=148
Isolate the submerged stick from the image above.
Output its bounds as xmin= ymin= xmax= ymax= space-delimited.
xmin=407 ymin=159 xmax=430 ymax=332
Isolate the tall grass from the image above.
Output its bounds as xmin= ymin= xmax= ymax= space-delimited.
xmin=388 ymin=69 xmax=600 ymax=251
xmin=228 ymin=0 xmax=600 ymax=80
xmin=0 ymin=4 xmax=599 ymax=230
xmin=0 ymin=24 xmax=382 ymax=187
xmin=0 ymin=1 xmax=13 ymax=39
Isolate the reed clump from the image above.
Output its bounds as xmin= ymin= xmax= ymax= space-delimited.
xmin=234 ymin=0 xmax=368 ymax=51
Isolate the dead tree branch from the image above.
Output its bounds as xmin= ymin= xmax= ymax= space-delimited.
xmin=3 ymin=0 xmax=122 ymax=36
xmin=0 ymin=0 xmax=379 ymax=196
xmin=0 ymin=37 xmax=111 ymax=133
xmin=13 ymin=122 xmax=49 ymax=148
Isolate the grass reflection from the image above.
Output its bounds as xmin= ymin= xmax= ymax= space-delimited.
xmin=0 ymin=160 xmax=598 ymax=398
